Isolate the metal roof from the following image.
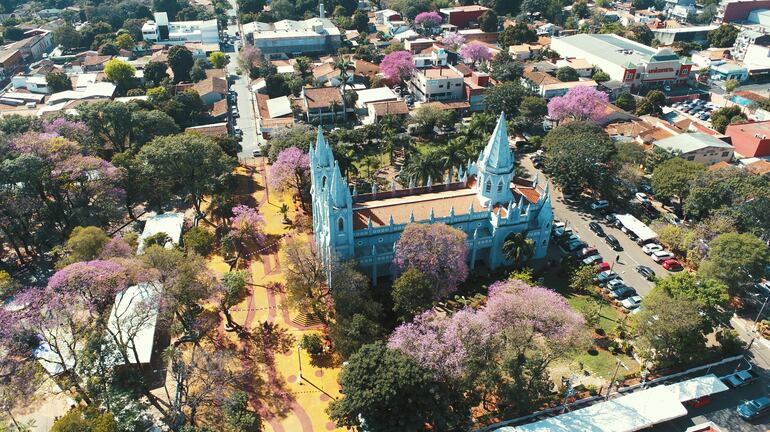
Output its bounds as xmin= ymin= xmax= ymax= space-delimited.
xmin=653 ymin=132 xmax=733 ymax=154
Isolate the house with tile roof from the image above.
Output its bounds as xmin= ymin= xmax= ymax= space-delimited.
xmin=310 ymin=113 xmax=553 ymax=284
xmin=302 ymin=87 xmax=344 ymax=124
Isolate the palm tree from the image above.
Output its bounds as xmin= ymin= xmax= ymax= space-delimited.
xmin=334 ymin=57 xmax=354 ymax=122
xmin=329 ymin=99 xmax=341 ymax=123
xmin=402 ymin=150 xmax=443 ymax=186
xmin=439 ymin=137 xmax=471 ymax=171
xmin=502 ymin=232 xmax=535 ymax=268
xmin=467 ymin=112 xmax=497 ymax=139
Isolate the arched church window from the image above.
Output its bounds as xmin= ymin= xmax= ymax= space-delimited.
xmin=338 ymin=217 xmax=344 ymax=232
xmin=497 ymin=180 xmax=503 ymax=193
xmin=322 ymin=176 xmax=327 ymax=190
xmin=485 ymin=179 xmax=491 ymax=192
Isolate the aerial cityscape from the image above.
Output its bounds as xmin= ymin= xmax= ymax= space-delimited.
xmin=1 ymin=0 xmax=770 ymax=430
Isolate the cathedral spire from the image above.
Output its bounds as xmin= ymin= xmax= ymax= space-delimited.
xmin=329 ymin=161 xmax=349 ymax=207
xmin=315 ymin=126 xmax=333 ymax=168
xmin=480 ymin=112 xmax=513 ymax=174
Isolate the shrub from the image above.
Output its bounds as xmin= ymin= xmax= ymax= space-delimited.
xmin=183 ymin=226 xmax=215 ymax=256
xmin=301 ymin=334 xmax=325 ymax=356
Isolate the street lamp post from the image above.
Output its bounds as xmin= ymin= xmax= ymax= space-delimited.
xmin=605 ymin=359 xmax=628 ymax=400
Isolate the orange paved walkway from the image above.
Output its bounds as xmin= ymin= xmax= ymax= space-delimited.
xmin=210 ymin=162 xmax=345 ymax=432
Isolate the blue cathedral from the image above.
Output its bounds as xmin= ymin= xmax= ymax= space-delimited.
xmin=310 ymin=113 xmax=553 ymax=283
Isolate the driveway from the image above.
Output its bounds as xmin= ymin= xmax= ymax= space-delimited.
xmin=522 ymin=157 xmax=664 ymax=298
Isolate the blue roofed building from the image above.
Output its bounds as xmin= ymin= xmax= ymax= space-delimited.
xmin=310 ymin=113 xmax=554 ymax=284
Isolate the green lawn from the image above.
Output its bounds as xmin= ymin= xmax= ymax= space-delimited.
xmin=541 ymin=272 xmax=626 ymax=336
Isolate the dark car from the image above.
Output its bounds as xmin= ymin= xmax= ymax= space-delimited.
xmin=605 ymin=234 xmax=622 ymax=251
xmin=605 ymin=213 xmax=616 ymax=224
xmin=635 ymin=265 xmax=656 ymax=281
xmin=589 ymin=222 xmax=605 ymax=237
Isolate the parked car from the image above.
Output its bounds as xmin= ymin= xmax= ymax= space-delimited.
xmin=651 ymin=250 xmax=675 ymax=263
xmin=596 ymin=262 xmax=611 ymax=273
xmin=595 ymin=270 xmax=620 ymax=284
xmin=621 ymin=296 xmax=642 ymax=310
xmin=607 ymin=278 xmax=625 ymax=291
xmin=583 ymin=254 xmax=603 ymax=266
xmin=252 ymin=148 xmax=261 ymax=157
xmin=579 ymin=247 xmax=599 ymax=258
xmin=611 ymin=286 xmax=637 ymax=300
xmin=605 ymin=213 xmax=617 ymax=224
xmin=232 ymin=107 xmax=240 ymax=118
xmin=233 ymin=126 xmax=243 ymax=137
xmin=662 ymin=259 xmax=684 ymax=271
xmin=737 ymin=396 xmax=770 ymax=420
xmin=589 ymin=222 xmax=605 ymax=236
xmin=567 ymin=240 xmax=587 ymax=252
xmin=590 ymin=200 xmax=609 ymax=210
xmin=552 ymin=226 xmax=572 ymax=238
xmin=635 ymin=192 xmax=649 ymax=204
xmin=641 ymin=243 xmax=663 ymax=254
xmin=724 ymin=370 xmax=760 ymax=388
xmin=605 ymin=235 xmax=622 ymax=251
xmin=635 ymin=265 xmax=656 ymax=281
xmin=640 ymin=183 xmax=653 ymax=194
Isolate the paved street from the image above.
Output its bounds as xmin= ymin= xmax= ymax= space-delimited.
xmin=224 ymin=0 xmax=260 ymax=161
xmin=521 ymin=158 xmax=659 ymax=298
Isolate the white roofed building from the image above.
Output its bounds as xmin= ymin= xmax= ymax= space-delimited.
xmin=141 ymin=12 xmax=219 ymax=45
xmin=136 ymin=212 xmax=185 ymax=254
xmin=243 ymin=17 xmax=341 ymax=57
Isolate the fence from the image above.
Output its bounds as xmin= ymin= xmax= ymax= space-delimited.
xmin=477 ymin=354 xmax=745 ymax=432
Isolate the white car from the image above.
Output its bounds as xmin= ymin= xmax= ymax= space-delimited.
xmin=590 ymin=200 xmax=609 ymax=210
xmin=607 ymin=279 xmax=625 ymax=290
xmin=651 ymin=250 xmax=675 ymax=263
xmin=621 ymin=296 xmax=642 ymax=310
xmin=641 ymin=243 xmax=663 ymax=254
xmin=635 ymin=192 xmax=650 ymax=203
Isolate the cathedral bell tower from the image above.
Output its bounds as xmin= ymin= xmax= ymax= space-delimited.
xmin=475 ymin=112 xmax=514 ymax=208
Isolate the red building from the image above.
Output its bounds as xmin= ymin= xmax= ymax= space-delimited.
xmin=439 ymin=5 xmax=489 ymax=29
xmin=723 ymin=0 xmax=770 ymax=22
xmin=725 ymin=121 xmax=770 ymax=157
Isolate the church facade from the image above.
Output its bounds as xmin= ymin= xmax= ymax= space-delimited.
xmin=310 ymin=113 xmax=553 ymax=283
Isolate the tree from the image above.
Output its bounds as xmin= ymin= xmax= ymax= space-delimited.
xmin=633 ymin=290 xmax=707 ymax=367
xmin=478 ymin=10 xmax=499 ymax=32
xmin=183 ymin=227 xmax=215 ymax=256
xmin=58 ymin=226 xmax=110 ymax=267
xmin=543 ymin=121 xmax=617 ymax=195
xmin=217 ymin=271 xmax=249 ymax=329
xmin=547 ymin=86 xmax=608 ymax=122
xmin=570 ymin=265 xmax=596 ymax=293
xmin=391 ymin=268 xmax=435 ymax=322
xmin=635 ymin=90 xmax=666 ymax=116
xmin=556 ymin=66 xmax=579 ymax=82
xmin=327 ymin=342 xmax=470 ymax=432
xmin=502 ymin=232 xmax=534 ymax=268
xmin=380 ymin=51 xmax=415 ymax=85
xmin=571 ymin=0 xmax=589 ymax=18
xmin=267 ymin=146 xmax=311 ymax=211
xmin=724 ymin=78 xmax=740 ymax=93
xmin=459 ymin=42 xmax=493 ymax=67
xmin=104 ymin=59 xmax=136 ymax=94
xmin=168 ymin=45 xmax=194 ymax=83
xmin=410 ymin=104 xmax=453 ymax=136
xmin=710 ymin=105 xmax=746 ymax=133
xmin=499 ymin=21 xmax=536 ymax=47
xmin=489 ymin=50 xmax=522 ymax=82
xmin=518 ymin=96 xmax=548 ymax=124
xmin=2 ymin=26 xmax=24 ymax=41
xmin=484 ymin=81 xmax=529 ymax=116
xmin=143 ymin=61 xmax=169 ymax=86
xmin=442 ymin=32 xmax=466 ymax=51
xmin=208 ymin=51 xmax=228 ymax=69
xmin=353 ymin=9 xmax=370 ymax=32
xmin=707 ymin=24 xmax=739 ymax=48
xmin=614 ymin=91 xmax=636 ymax=112
xmin=53 ymin=23 xmax=81 ymax=49
xmin=50 ymin=407 xmax=118 ymax=432
xmin=283 ymin=241 xmax=333 ymax=324
xmin=137 ymin=133 xmax=235 ymax=218
xmin=223 ymin=390 xmax=261 ymax=431
xmin=46 ymin=70 xmax=73 ymax=92
xmin=222 ymin=205 xmax=266 ymax=270
xmin=334 ymin=57 xmax=354 ymax=122
xmin=237 ymin=0 xmax=266 ymax=14
xmin=130 ymin=110 xmax=180 ymax=149
xmin=654 ymin=272 xmax=729 ymax=331
xmin=115 ymin=33 xmax=135 ymax=50
xmin=393 ymin=223 xmax=469 ymax=296
xmin=414 ymin=11 xmax=442 ymax=33
xmin=630 ymin=25 xmax=654 ymax=45
xmin=651 ymin=157 xmax=705 ymax=212
xmin=592 ymin=70 xmax=610 ymax=82
xmin=700 ymin=232 xmax=770 ymax=294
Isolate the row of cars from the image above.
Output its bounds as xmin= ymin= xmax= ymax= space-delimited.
xmin=671 ymin=98 xmax=717 ymax=122
xmin=719 ymin=369 xmax=770 ymax=421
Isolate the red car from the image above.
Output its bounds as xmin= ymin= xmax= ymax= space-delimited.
xmin=596 ymin=262 xmax=611 ymax=273
xmin=662 ymin=259 xmax=684 ymax=271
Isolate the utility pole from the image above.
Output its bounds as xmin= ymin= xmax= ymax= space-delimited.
xmin=753 ymin=296 xmax=769 ymax=332
xmin=605 ymin=359 xmax=628 ymax=400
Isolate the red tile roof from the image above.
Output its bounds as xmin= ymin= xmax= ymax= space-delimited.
xmin=304 ymin=87 xmax=342 ymax=109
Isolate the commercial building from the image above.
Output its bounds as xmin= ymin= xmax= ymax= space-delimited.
xmin=653 ymin=132 xmax=734 ymax=165
xmin=311 ymin=114 xmax=553 ymax=284
xmin=732 ymin=29 xmax=770 ymax=61
xmin=438 ymin=5 xmax=490 ymax=28
xmin=243 ymin=17 xmax=341 ymax=56
xmin=141 ymin=12 xmax=219 ymax=45
xmin=722 ymin=0 xmax=770 ymax=22
xmin=410 ymin=67 xmax=465 ymax=102
xmin=725 ymin=121 xmax=770 ymax=157
xmin=651 ymin=25 xmax=718 ymax=45
xmin=550 ymin=34 xmax=693 ymax=87
xmin=710 ymin=62 xmax=749 ymax=81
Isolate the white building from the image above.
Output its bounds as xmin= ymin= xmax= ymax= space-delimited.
xmin=243 ymin=17 xmax=341 ymax=57
xmin=413 ymin=46 xmax=448 ymax=68
xmin=141 ymin=12 xmax=219 ymax=45
xmin=409 ymin=67 xmax=465 ymax=102
xmin=136 ymin=212 xmax=185 ymax=254
xmin=550 ymin=34 xmax=693 ymax=87
xmin=732 ymin=29 xmax=770 ymax=61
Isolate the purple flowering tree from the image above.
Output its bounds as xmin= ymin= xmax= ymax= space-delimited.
xmin=547 ymin=86 xmax=609 ymax=123
xmin=268 ymin=146 xmax=311 ymax=212
xmin=389 ymin=278 xmax=587 ymax=410
xmin=459 ymin=42 xmax=493 ymax=68
xmin=98 ymin=235 xmax=134 ymax=259
xmin=42 ymin=118 xmax=95 ymax=147
xmin=224 ymin=205 xmax=267 ymax=270
xmin=442 ymin=33 xmax=466 ymax=51
xmin=47 ymin=259 xmax=133 ymax=315
xmin=414 ymin=11 xmax=442 ymax=33
xmin=380 ymin=51 xmax=415 ymax=86
xmin=393 ymin=223 xmax=469 ymax=296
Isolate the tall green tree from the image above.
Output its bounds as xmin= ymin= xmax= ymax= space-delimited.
xmin=168 ymin=45 xmax=194 ymax=83
xmin=707 ymin=24 xmax=740 ymax=47
xmin=46 ymin=71 xmax=73 ymax=92
xmin=700 ymin=232 xmax=770 ymax=294
xmin=143 ymin=61 xmax=169 ymax=86
xmin=484 ymin=81 xmax=529 ymax=116
xmin=651 ymin=157 xmax=705 ymax=214
xmin=391 ymin=268 xmax=435 ymax=322
xmin=104 ymin=58 xmax=137 ymax=95
xmin=635 ymin=90 xmax=666 ymax=116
